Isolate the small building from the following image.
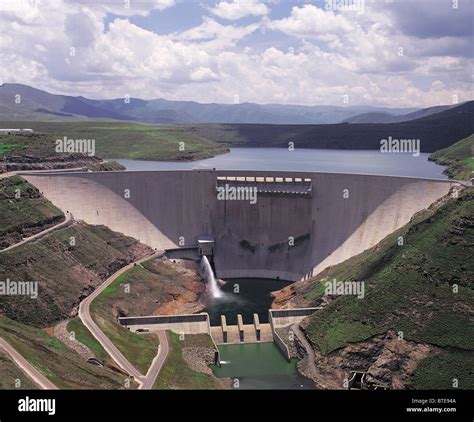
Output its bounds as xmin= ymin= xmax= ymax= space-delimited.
xmin=197 ymin=236 xmax=214 ymax=256
xmin=0 ymin=128 xmax=34 ymax=135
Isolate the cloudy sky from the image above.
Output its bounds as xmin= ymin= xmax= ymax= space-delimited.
xmin=0 ymin=0 xmax=472 ymax=107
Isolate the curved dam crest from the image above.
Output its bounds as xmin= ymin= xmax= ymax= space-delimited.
xmin=23 ymin=170 xmax=454 ymax=281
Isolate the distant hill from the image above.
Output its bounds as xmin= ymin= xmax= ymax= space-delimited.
xmin=344 ymin=104 xmax=457 ymax=124
xmin=0 ymin=83 xmax=132 ymax=121
xmin=343 ymin=112 xmax=398 ymax=124
xmin=430 ymin=133 xmax=474 ymax=180
xmin=185 ymin=101 xmax=474 ymax=153
xmin=0 ymin=83 xmax=418 ymax=124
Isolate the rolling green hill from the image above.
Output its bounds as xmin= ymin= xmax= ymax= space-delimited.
xmin=184 ymin=101 xmax=474 ymax=153
xmin=430 ymin=134 xmax=474 ymax=180
xmin=0 ymin=121 xmax=228 ymax=162
xmin=295 ymin=187 xmax=473 ymax=388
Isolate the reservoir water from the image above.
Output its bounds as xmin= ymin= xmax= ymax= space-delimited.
xmin=115 ymin=148 xmax=447 ymax=179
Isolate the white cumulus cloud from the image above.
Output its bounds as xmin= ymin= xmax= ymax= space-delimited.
xmin=210 ymin=0 xmax=268 ymax=20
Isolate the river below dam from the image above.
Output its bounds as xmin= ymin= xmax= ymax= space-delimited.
xmin=204 ymin=278 xmax=315 ymax=389
xmin=212 ymin=343 xmax=315 ymax=389
xmin=114 ymin=148 xmax=447 ymax=179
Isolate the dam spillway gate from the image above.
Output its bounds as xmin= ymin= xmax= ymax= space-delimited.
xmin=118 ymin=308 xmax=321 ymax=362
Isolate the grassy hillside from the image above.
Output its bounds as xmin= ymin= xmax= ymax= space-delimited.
xmin=0 ymin=132 xmax=101 ymax=173
xmin=89 ymin=267 xmax=160 ymax=375
xmin=88 ymin=258 xmax=205 ymax=374
xmin=411 ymin=349 xmax=474 ymax=389
xmin=297 ymin=188 xmax=473 ymax=387
xmin=0 ymin=176 xmax=64 ymax=249
xmin=430 ymin=133 xmax=474 ymax=180
xmin=0 ymin=121 xmax=228 ymax=161
xmin=0 ymin=222 xmax=152 ymax=327
xmin=153 ymin=332 xmax=222 ymax=389
xmin=184 ymin=101 xmax=474 ymax=153
xmin=0 ymin=315 xmax=127 ymax=389
xmin=90 ymin=258 xmax=204 ymax=319
xmin=66 ymin=318 xmax=108 ymax=362
xmin=0 ymin=350 xmax=37 ymax=389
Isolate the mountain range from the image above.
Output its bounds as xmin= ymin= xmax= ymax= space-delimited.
xmin=0 ymin=83 xmax=437 ymax=125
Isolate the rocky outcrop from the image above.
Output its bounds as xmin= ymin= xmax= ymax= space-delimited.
xmin=103 ymin=258 xmax=206 ymax=321
xmin=0 ymin=154 xmax=100 ymax=173
xmin=182 ymin=347 xmax=215 ymax=375
xmin=54 ymin=320 xmax=94 ymax=360
xmin=293 ymin=329 xmax=435 ymax=389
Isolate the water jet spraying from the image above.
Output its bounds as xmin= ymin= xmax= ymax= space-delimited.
xmin=201 ymin=255 xmax=222 ymax=298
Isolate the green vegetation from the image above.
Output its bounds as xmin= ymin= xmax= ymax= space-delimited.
xmin=304 ymin=189 xmax=474 ymax=362
xmin=0 ymin=121 xmax=228 ymax=162
xmin=0 ymin=222 xmax=150 ymax=326
xmin=66 ymin=318 xmax=108 ymax=362
xmin=0 ymin=350 xmax=37 ymax=389
xmin=86 ymin=160 xmax=125 ymax=172
xmin=89 ymin=267 xmax=159 ymax=375
xmin=0 ymin=176 xmax=64 ymax=249
xmin=90 ymin=312 xmax=159 ymax=375
xmin=88 ymin=258 xmax=207 ymax=376
xmin=0 ymin=143 xmax=18 ymax=157
xmin=412 ymin=350 xmax=474 ymax=389
xmin=430 ymin=133 xmax=474 ymax=180
xmin=0 ymin=315 xmax=126 ymax=389
xmin=153 ymin=332 xmax=221 ymax=389
xmin=0 ymin=133 xmax=50 ymax=159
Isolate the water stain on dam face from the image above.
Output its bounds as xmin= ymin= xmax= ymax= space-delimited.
xmin=23 ymin=170 xmax=455 ymax=282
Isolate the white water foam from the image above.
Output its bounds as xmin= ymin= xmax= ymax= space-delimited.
xmin=200 ymin=255 xmax=222 ymax=298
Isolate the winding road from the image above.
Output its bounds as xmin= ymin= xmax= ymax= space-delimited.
xmin=0 ymin=212 xmax=75 ymax=253
xmin=78 ymin=252 xmax=169 ymax=389
xmin=0 ymin=338 xmax=58 ymax=390
xmin=140 ymin=331 xmax=169 ymax=390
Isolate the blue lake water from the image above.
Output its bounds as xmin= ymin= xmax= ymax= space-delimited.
xmin=114 ymin=148 xmax=447 ymax=179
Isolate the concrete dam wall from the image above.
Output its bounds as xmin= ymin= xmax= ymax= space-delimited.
xmin=23 ymin=170 xmax=454 ymax=281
